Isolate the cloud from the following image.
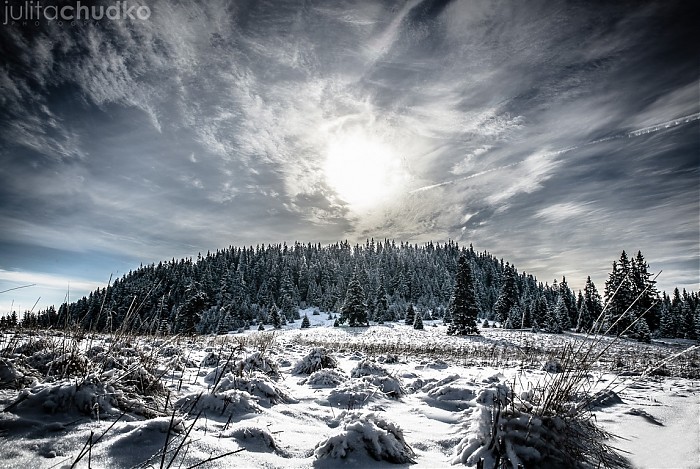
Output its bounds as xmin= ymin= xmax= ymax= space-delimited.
xmin=0 ymin=0 xmax=697 ymax=307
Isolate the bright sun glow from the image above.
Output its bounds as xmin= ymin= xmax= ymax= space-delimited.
xmin=324 ymin=133 xmax=406 ymax=209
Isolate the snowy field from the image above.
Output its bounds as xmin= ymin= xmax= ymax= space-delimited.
xmin=0 ymin=312 xmax=697 ymax=469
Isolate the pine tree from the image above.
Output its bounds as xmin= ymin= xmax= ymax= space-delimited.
xmin=631 ymin=251 xmax=660 ymax=331
xmin=554 ymin=296 xmax=571 ymax=331
xmin=446 ymin=256 xmax=480 ymax=335
xmin=603 ymin=252 xmax=634 ymax=335
xmin=580 ymin=276 xmax=602 ymax=332
xmin=175 ymin=283 xmax=207 ymax=334
xmin=543 ymin=307 xmax=562 ymax=334
xmin=482 ymin=318 xmax=490 ymax=328
xmin=493 ymin=264 xmax=519 ymax=325
xmin=339 ymin=269 xmax=369 ymax=327
xmin=300 ymin=314 xmax=311 ymax=329
xmin=405 ymin=303 xmax=416 ymax=325
xmin=270 ymin=304 xmax=283 ymax=329
xmin=634 ymin=317 xmax=651 ymax=343
xmin=413 ymin=312 xmax=424 ymax=330
xmin=375 ymin=280 xmax=389 ymax=323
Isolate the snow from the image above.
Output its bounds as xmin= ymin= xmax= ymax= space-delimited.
xmin=0 ymin=320 xmax=697 ymax=468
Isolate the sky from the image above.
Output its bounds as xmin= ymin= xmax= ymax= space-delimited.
xmin=0 ymin=0 xmax=698 ymax=313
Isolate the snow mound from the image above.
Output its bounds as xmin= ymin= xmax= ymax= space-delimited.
xmin=213 ymin=371 xmax=296 ymax=406
xmin=423 ymin=379 xmax=477 ymax=411
xmin=175 ymin=390 xmax=261 ymax=417
xmin=420 ymin=374 xmax=460 ymax=392
xmin=306 ymin=369 xmax=347 ymax=388
xmin=292 ymin=347 xmax=339 ymax=374
xmin=587 ymin=389 xmax=623 ymax=409
xmin=315 ymin=411 xmax=416 ymax=464
xmin=542 ymin=360 xmax=564 ymax=373
xmin=361 ymin=375 xmax=405 ymax=399
xmin=452 ymin=382 xmax=628 ymax=469
xmin=201 ymin=351 xmax=221 ymax=367
xmin=350 ymin=359 xmax=388 ymax=378
xmin=225 ymin=424 xmax=280 ymax=453
xmin=0 ymin=358 xmax=35 ymax=389
xmin=9 ymin=375 xmax=118 ymax=417
xmin=327 ymin=380 xmax=381 ymax=410
xmin=235 ymin=352 xmax=279 ymax=377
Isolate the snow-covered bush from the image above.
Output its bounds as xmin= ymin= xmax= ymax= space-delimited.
xmin=327 ymin=380 xmax=381 ymax=409
xmin=10 ymin=375 xmax=118 ymax=417
xmin=315 ymin=411 xmax=416 ymax=463
xmin=175 ymin=390 xmax=261 ymax=417
xmin=350 ymin=360 xmax=404 ymax=398
xmin=213 ymin=371 xmax=296 ymax=406
xmin=0 ymin=358 xmax=34 ymax=389
xmin=451 ymin=381 xmax=628 ymax=469
xmin=424 ymin=379 xmax=477 ymax=411
xmin=201 ymin=351 xmax=220 ymax=367
xmin=306 ymin=368 xmax=347 ymax=387
xmin=235 ymin=352 xmax=279 ymax=378
xmin=292 ymin=347 xmax=338 ymax=374
xmin=350 ymin=359 xmax=388 ymax=378
xmin=226 ymin=424 xmax=279 ymax=453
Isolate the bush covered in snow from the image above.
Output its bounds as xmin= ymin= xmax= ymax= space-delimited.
xmin=451 ymin=381 xmax=629 ymax=469
xmin=350 ymin=359 xmax=388 ymax=378
xmin=213 ymin=371 xmax=296 ymax=406
xmin=235 ymin=352 xmax=279 ymax=378
xmin=10 ymin=375 xmax=118 ymax=417
xmin=306 ymin=368 xmax=347 ymax=387
xmin=315 ymin=411 xmax=415 ymax=463
xmin=225 ymin=424 xmax=279 ymax=453
xmin=175 ymin=390 xmax=261 ymax=417
xmin=292 ymin=347 xmax=338 ymax=375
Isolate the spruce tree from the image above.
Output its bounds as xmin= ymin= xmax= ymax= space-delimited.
xmin=634 ymin=317 xmax=651 ymax=343
xmin=301 ymin=314 xmax=311 ymax=329
xmin=554 ymin=296 xmax=571 ymax=331
xmin=270 ymin=304 xmax=283 ymax=329
xmin=493 ymin=264 xmax=519 ymax=325
xmin=446 ymin=256 xmax=480 ymax=335
xmin=405 ymin=303 xmax=416 ymax=325
xmin=340 ymin=269 xmax=369 ymax=327
xmin=603 ymin=252 xmax=634 ymax=335
xmin=413 ymin=312 xmax=424 ymax=330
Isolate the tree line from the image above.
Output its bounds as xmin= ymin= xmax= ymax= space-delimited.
xmin=8 ymin=241 xmax=699 ymax=341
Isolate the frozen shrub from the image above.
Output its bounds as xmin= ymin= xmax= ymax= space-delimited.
xmin=307 ymin=368 xmax=347 ymax=388
xmin=542 ymin=360 xmax=563 ymax=373
xmin=0 ymin=358 xmax=34 ymax=389
xmin=327 ymin=380 xmax=381 ymax=409
xmin=10 ymin=375 xmax=118 ymax=417
xmin=315 ymin=411 xmax=415 ymax=463
xmin=214 ymin=371 xmax=296 ymax=406
xmin=175 ymin=390 xmax=261 ymax=417
xmin=201 ymin=351 xmax=220 ymax=367
xmin=226 ymin=424 xmax=279 ymax=453
xmin=350 ymin=359 xmax=388 ymax=378
xmin=292 ymin=347 xmax=338 ymax=375
xmin=235 ymin=352 xmax=279 ymax=378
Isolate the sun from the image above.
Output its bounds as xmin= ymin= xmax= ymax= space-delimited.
xmin=324 ymin=132 xmax=405 ymax=209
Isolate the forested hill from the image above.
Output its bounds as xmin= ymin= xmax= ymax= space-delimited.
xmin=16 ymin=241 xmax=699 ymax=340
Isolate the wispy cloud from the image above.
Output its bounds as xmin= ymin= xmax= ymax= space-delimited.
xmin=0 ymin=0 xmax=697 ymax=307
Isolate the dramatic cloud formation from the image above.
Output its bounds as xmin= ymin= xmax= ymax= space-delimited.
xmin=0 ymin=0 xmax=697 ymax=311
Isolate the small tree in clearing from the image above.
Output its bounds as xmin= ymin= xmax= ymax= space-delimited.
xmin=413 ymin=312 xmax=424 ymax=330
xmin=405 ymin=303 xmax=416 ymax=325
xmin=301 ymin=314 xmax=311 ymax=329
xmin=339 ymin=269 xmax=369 ymax=327
xmin=447 ymin=255 xmax=480 ymax=335
xmin=270 ymin=304 xmax=283 ymax=329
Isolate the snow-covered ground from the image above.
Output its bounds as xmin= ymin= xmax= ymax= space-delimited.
xmin=0 ymin=313 xmax=697 ymax=468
